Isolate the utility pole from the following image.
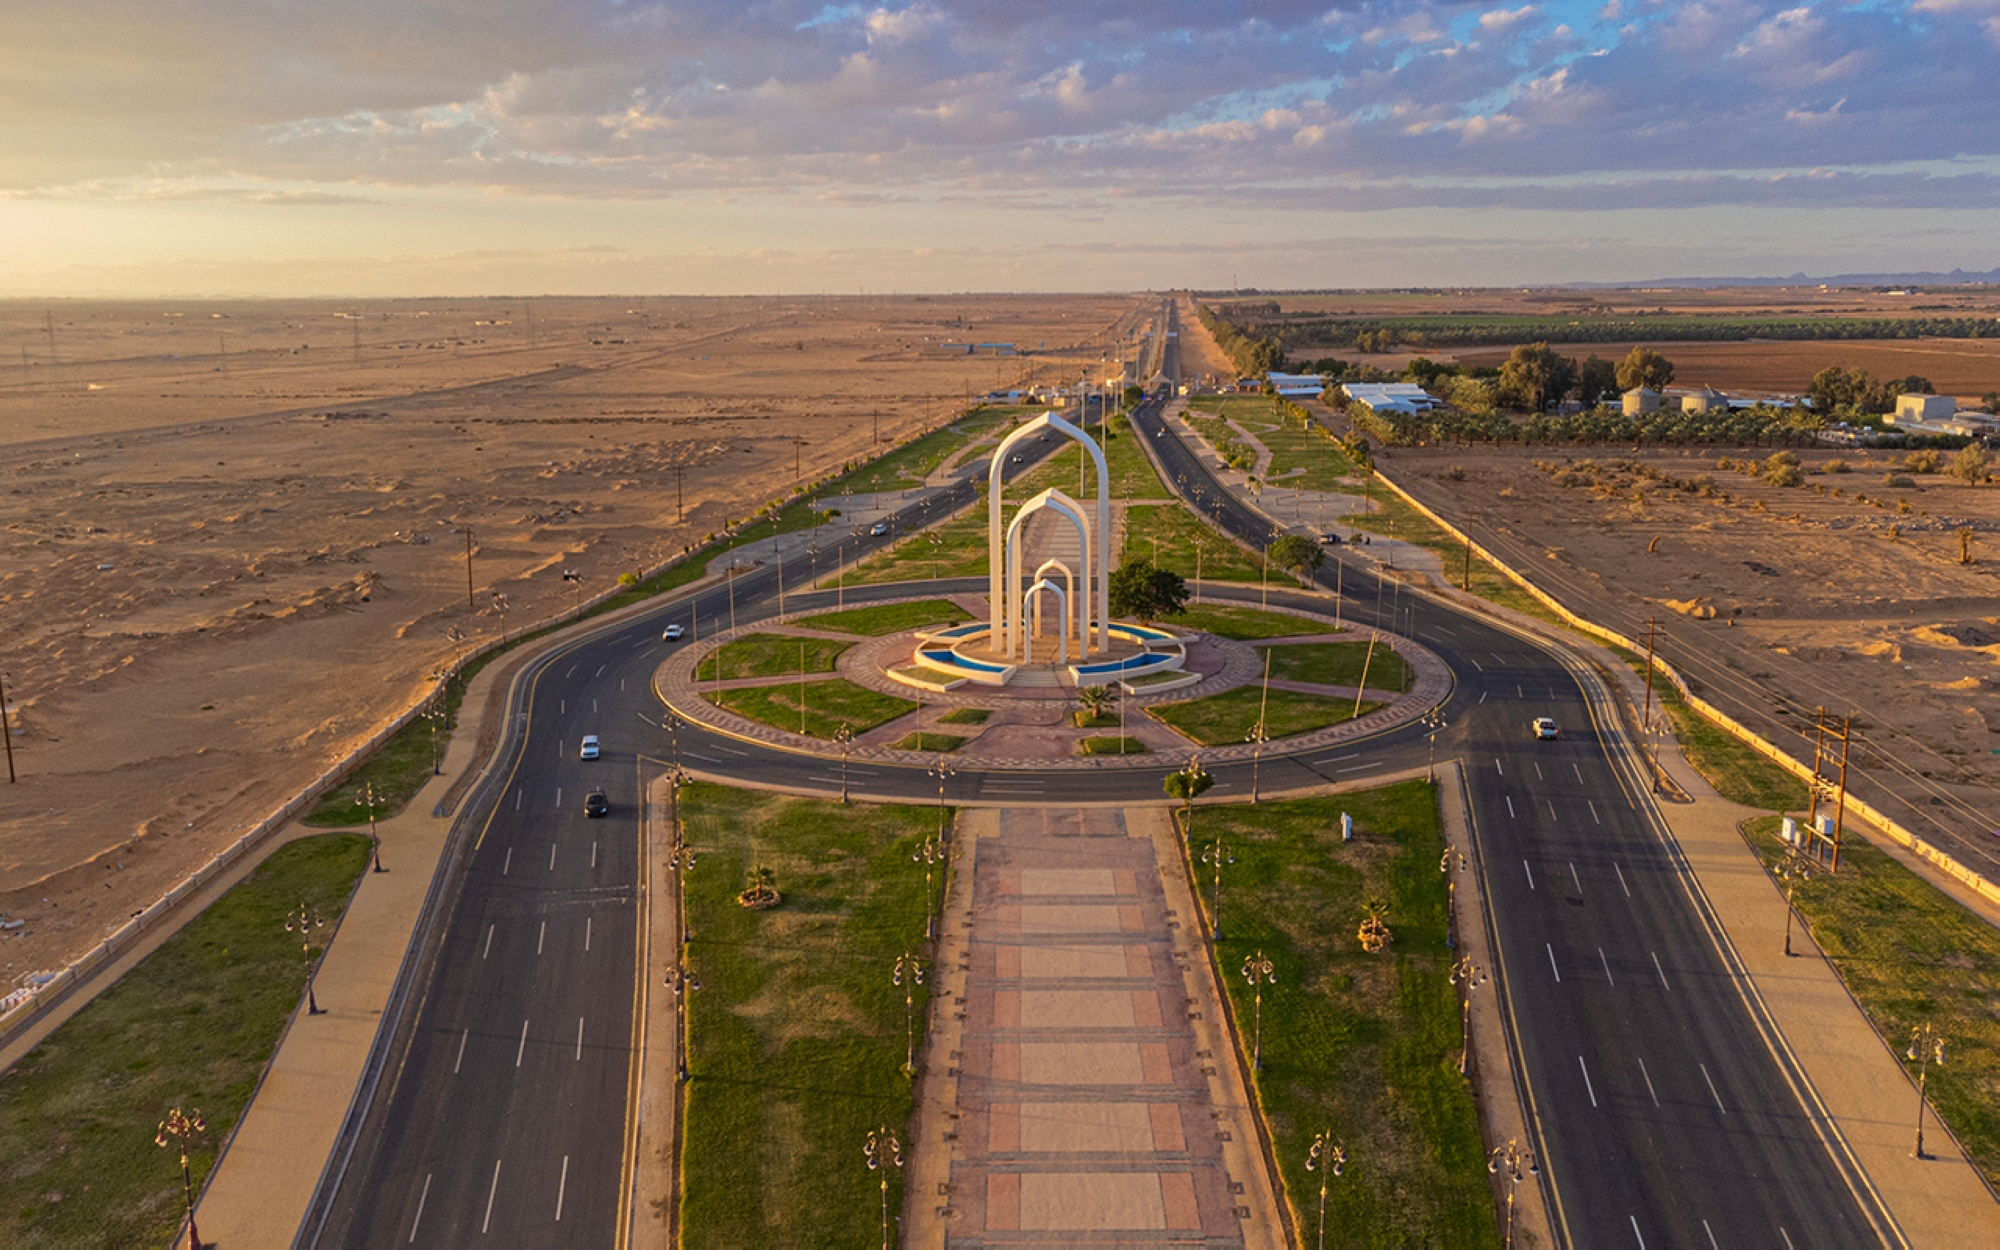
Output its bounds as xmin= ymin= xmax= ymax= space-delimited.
xmin=44 ymin=311 xmax=58 ymax=389
xmin=0 ymin=670 xmax=16 ymax=783
xmin=873 ymin=409 xmax=880 ymax=446
xmin=1641 ymin=617 xmax=1658 ymax=728
xmin=464 ymin=529 xmax=475 ymax=613
xmin=675 ymin=465 xmax=685 ymax=521
xmin=351 ymin=319 xmax=360 ymax=364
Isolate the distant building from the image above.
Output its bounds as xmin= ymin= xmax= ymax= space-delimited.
xmin=1895 ymin=394 xmax=1957 ymax=423
xmin=1265 ymin=371 xmax=1327 ymax=398
xmin=1680 ymin=387 xmax=1727 ymax=414
xmin=1622 ymin=387 xmax=1662 ymax=416
xmin=1343 ymin=382 xmax=1438 ymax=415
xmin=975 ymin=342 xmax=1017 ymax=356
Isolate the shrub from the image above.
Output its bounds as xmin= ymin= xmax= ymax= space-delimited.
xmin=1445 ymin=464 xmax=1466 ymax=481
xmin=1949 ymin=445 xmax=1989 ymax=484
xmin=1762 ymin=451 xmax=1804 ymax=488
xmin=1885 ymin=474 xmax=1916 ymax=488
xmin=1823 ymin=458 xmax=1851 ymax=474
xmin=1904 ymin=449 xmax=1941 ymax=474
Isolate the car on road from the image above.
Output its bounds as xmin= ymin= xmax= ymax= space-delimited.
xmin=1320 ymin=532 xmax=1341 ymax=545
xmin=869 ymin=522 xmax=889 ymax=536
xmin=662 ymin=623 xmax=683 ymax=641
xmin=1532 ymin=717 xmax=1560 ymax=740
xmin=584 ymin=790 xmax=609 ymax=817
xmin=579 ymin=734 xmax=601 ymax=759
xmin=1010 ymin=453 xmax=1024 ymax=463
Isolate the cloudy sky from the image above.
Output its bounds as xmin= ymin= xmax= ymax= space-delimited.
xmin=6 ymin=0 xmax=2000 ymax=296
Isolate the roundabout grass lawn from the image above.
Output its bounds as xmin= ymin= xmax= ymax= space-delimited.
xmin=709 ymin=678 xmax=918 ymax=739
xmin=1122 ymin=503 xmax=1265 ymax=585
xmin=1166 ymin=603 xmax=1330 ymax=641
xmin=1190 ymin=783 xmax=1496 ymax=1245
xmin=695 ymin=633 xmax=853 ymax=681
xmin=797 ymin=599 xmax=971 ymax=636
xmin=1149 ymin=685 xmax=1381 ymax=746
xmin=936 ymin=707 xmax=991 ymax=726
xmin=677 ymin=783 xmax=937 ymax=1248
xmin=893 ymin=732 xmax=966 ymax=753
xmin=1079 ymin=735 xmax=1149 ymax=755
xmin=1260 ymin=641 xmax=1409 ymax=692
xmin=0 ymin=834 xmax=373 ymax=1249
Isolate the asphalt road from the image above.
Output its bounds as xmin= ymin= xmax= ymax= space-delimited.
xmin=311 ymin=396 xmax=1888 ymax=1247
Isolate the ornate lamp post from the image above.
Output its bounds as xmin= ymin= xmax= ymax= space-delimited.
xmin=1779 ymin=856 xmax=1815 ymax=958
xmin=364 ymin=782 xmax=385 ymax=873
xmin=422 ymin=699 xmax=445 ymax=775
xmin=1240 ymin=951 xmax=1276 ymax=1070
xmin=665 ymin=960 xmax=700 ymax=1083
xmin=928 ymin=753 xmax=956 ymax=849
xmin=1200 ymin=833 xmax=1234 ymax=941
xmin=667 ymin=829 xmax=696 ymax=956
xmin=1245 ymin=719 xmax=1270 ymax=805
xmin=491 ymin=592 xmax=508 ymax=642
xmin=1422 ymin=707 xmax=1448 ymax=782
xmin=1165 ymin=755 xmax=1212 ymax=845
xmin=914 ymin=834 xmax=944 ymax=940
xmin=1440 ymin=848 xmax=1467 ymax=947
xmin=662 ymin=708 xmax=682 ymax=773
xmin=834 ymin=723 xmax=855 ymax=804
xmin=1448 ymin=954 xmax=1487 ymax=1076
xmin=1489 ymin=1139 xmax=1538 ymax=1249
xmin=1305 ymin=1133 xmax=1344 ymax=1250
xmin=892 ymin=952 xmax=925 ymax=1077
xmin=1908 ymin=1023 xmax=1947 ymax=1159
xmin=285 ymin=902 xmax=327 ymax=1015
xmin=864 ymin=1126 xmax=904 ymax=1250
xmin=155 ymin=1107 xmax=207 ymax=1250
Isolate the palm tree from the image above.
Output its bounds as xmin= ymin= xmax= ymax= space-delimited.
xmin=1076 ymin=684 xmax=1114 ymax=726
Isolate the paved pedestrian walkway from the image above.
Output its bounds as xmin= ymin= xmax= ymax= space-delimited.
xmin=907 ymin=806 xmax=1284 ymax=1248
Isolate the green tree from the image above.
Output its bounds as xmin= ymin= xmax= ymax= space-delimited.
xmin=1497 ymin=342 xmax=1578 ymax=413
xmin=1108 ymin=560 xmax=1190 ymax=623
xmin=1162 ymin=758 xmax=1214 ymax=840
xmin=1762 ymin=450 xmax=1803 ymax=487
xmin=1267 ymin=533 xmax=1325 ymax=587
xmin=1577 ymin=355 xmax=1619 ymax=407
xmin=1949 ymin=445 xmax=1989 ymax=484
xmin=1076 ymin=684 xmax=1114 ymax=725
xmin=1614 ymin=346 xmax=1675 ymax=393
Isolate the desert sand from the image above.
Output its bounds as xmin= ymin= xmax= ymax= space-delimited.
xmin=0 ymin=294 xmax=1148 ymax=984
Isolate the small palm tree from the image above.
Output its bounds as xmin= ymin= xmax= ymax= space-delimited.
xmin=1076 ymin=684 xmax=1114 ymax=725
xmin=739 ymin=865 xmax=781 ymax=909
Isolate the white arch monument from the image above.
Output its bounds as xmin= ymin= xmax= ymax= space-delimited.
xmin=988 ymin=412 xmax=1110 ymax=658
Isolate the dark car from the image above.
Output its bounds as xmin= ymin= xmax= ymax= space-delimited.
xmin=584 ymin=791 xmax=610 ymax=817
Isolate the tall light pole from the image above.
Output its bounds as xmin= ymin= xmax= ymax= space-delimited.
xmin=892 ymin=952 xmax=925 ymax=1077
xmin=364 ymin=782 xmax=385 ymax=873
xmin=1441 ymin=848 xmax=1467 ymax=948
xmin=1448 ymin=954 xmax=1486 ymax=1076
xmin=929 ymin=753 xmax=956 ymax=850
xmin=1908 ymin=1023 xmax=1947 ymax=1159
xmin=864 ymin=1126 xmax=903 ymax=1250
xmin=2 ymin=670 xmax=19 ymax=783
xmin=491 ymin=592 xmax=508 ymax=643
xmin=1200 ymin=833 xmax=1233 ymax=941
xmin=1422 ymin=707 xmax=1447 ymax=782
xmin=834 ymin=723 xmax=854 ymax=804
xmin=1305 ymin=1133 xmax=1344 ymax=1250
xmin=1779 ymin=856 xmax=1815 ymax=957
xmin=155 ymin=1107 xmax=208 ymax=1250
xmin=914 ymin=833 xmax=944 ymax=941
xmin=1489 ymin=1139 xmax=1538 ymax=1249
xmin=1247 ymin=646 xmax=1272 ymax=803
xmin=665 ymin=960 xmax=700 ymax=1083
xmin=285 ymin=902 xmax=327 ymax=1015
xmin=1165 ymin=754 xmax=1211 ymax=845
xmin=1240 ymin=951 xmax=1276 ymax=1070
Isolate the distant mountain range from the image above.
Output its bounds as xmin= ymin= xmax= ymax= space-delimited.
xmin=1572 ymin=267 xmax=2000 ymax=289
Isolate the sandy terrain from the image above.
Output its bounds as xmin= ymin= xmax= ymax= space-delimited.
xmin=0 ymin=294 xmax=1145 ymax=984
xmin=1375 ymin=439 xmax=2000 ymax=878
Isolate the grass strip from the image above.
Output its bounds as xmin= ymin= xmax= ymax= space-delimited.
xmin=1255 ymin=418 xmax=1362 ymax=491
xmin=1339 ymin=480 xmax=1566 ymax=627
xmin=677 ymin=784 xmax=937 ymax=1248
xmin=798 ymin=600 xmax=971 ymax=636
xmin=893 ymin=732 xmax=966 ymax=753
xmin=1150 ymin=686 xmax=1381 ymax=746
xmin=1124 ymin=502 xmax=1266 ymax=586
xmin=936 ymin=707 xmax=991 ymax=726
xmin=1167 ymin=604 xmax=1331 ymax=640
xmin=1079 ymin=736 xmax=1150 ymax=755
xmin=1740 ymin=816 xmax=2000 ymax=1187
xmin=695 ymin=633 xmax=853 ymax=681
xmin=1261 ymin=641 xmax=1408 ymax=692
xmin=1613 ymin=652 xmax=1808 ymax=812
xmin=1195 ymin=784 xmax=1496 ymax=1245
xmin=709 ymin=679 xmax=918 ymax=739
xmin=0 ymin=834 xmax=373 ymax=1249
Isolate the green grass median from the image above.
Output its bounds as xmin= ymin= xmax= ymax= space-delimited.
xmin=1150 ymin=686 xmax=1380 ymax=746
xmin=695 ymin=633 xmax=853 ymax=681
xmin=708 ymin=678 xmax=918 ymax=739
xmin=798 ymin=599 xmax=971 ymax=636
xmin=1261 ymin=641 xmax=1408 ymax=692
xmin=0 ymin=834 xmax=373 ymax=1249
xmin=1194 ymin=783 xmax=1496 ymax=1245
xmin=1167 ymin=603 xmax=1329 ymax=640
xmin=677 ymin=784 xmax=938 ymax=1248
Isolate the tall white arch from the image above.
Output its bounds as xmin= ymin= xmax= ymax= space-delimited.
xmin=988 ymin=412 xmax=1110 ymax=655
xmin=1005 ymin=490 xmax=1089 ymax=661
xmin=1034 ymin=557 xmax=1076 ymax=655
xmin=1023 ymin=579 xmax=1068 ymax=666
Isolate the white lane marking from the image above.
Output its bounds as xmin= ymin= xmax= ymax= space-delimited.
xmin=1505 ymin=795 xmax=1516 ymax=819
xmin=556 ymin=787 xmax=563 ymax=809
xmin=1704 ymin=1219 xmax=1719 ymax=1248
xmin=1491 ymin=652 xmax=1506 ymax=665
xmin=585 ymin=917 xmax=593 ymax=951
xmin=1573 ymin=762 xmax=1584 ymax=784
xmin=1570 ymin=863 xmax=1583 ymax=894
xmin=1469 ymin=657 xmax=1484 ymax=672
xmin=1547 ymin=943 xmax=1561 ymax=982
xmin=1517 ymin=684 xmax=1524 ymax=699
xmin=594 ymin=663 xmax=605 ymax=678
xmin=1495 ymin=758 xmax=1504 ymax=776
xmin=1652 ymin=950 xmax=1670 ymax=990
xmin=556 ymin=1155 xmax=570 ymax=1222
xmin=1524 ymin=860 xmax=1536 ymax=890
xmin=576 ymin=1015 xmax=585 ymax=1061
xmin=1779 ymin=1228 xmax=1796 ymax=1250
xmin=1338 ymin=762 xmax=1383 ymax=773
xmin=1589 ymin=800 xmax=1601 ymax=826
xmin=592 ymin=698 xmax=598 ymax=714
xmin=1579 ymin=1055 xmax=1598 ymax=1107
xmin=560 ymin=699 xmax=566 ymax=715
xmin=1701 ymin=1062 xmax=1727 ymax=1113
xmin=1598 ymin=947 xmax=1615 ymax=986
xmin=1614 ymin=862 xmax=1630 ymax=896
xmin=591 ymin=841 xmax=598 ymax=869
xmin=1630 ymin=1215 xmax=1646 ymax=1248
xmin=516 ymin=1019 xmax=530 ymax=1068
xmin=549 ymin=843 xmax=558 ymax=872
xmin=483 ymin=925 xmax=495 ymax=958
xmin=1547 ymin=799 xmax=1558 ymax=821
xmin=482 ymin=1159 xmax=503 ymax=1234
xmin=620 ymin=677 xmax=625 ymax=691
xmin=1637 ymin=1056 xmax=1659 ymax=1106
xmin=454 ymin=1028 xmax=469 ymax=1074
xmin=1479 ymin=690 xmax=1488 ymax=703
xmin=537 ymin=921 xmax=546 ymax=955
xmin=1313 ymin=753 xmax=1361 ymax=766
xmin=1533 ymin=762 xmax=1543 ymax=781
xmin=565 ymin=664 xmax=578 ymax=679
xmin=685 ymin=751 xmax=721 ymax=763
xmin=409 ymin=1173 xmax=432 ymax=1243
xmin=515 ymin=790 xmax=522 ymax=812
xmin=716 ymin=745 xmax=750 ymax=757
xmin=502 ymin=848 xmax=512 ymax=877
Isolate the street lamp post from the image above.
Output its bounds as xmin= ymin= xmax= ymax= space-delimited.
xmin=491 ymin=592 xmax=508 ymax=642
xmin=1489 ymin=1139 xmax=1538 ymax=1249
xmin=422 ymin=698 xmax=444 ymax=775
xmin=1240 ymin=951 xmax=1276 ymax=1070
xmin=1422 ymin=708 xmax=1447 ymax=782
xmin=864 ymin=1126 xmax=904 ymax=1250
xmin=1200 ymin=834 xmax=1234 ymax=941
xmin=1440 ymin=848 xmax=1467 ymax=947
xmin=1305 ymin=1133 xmax=1344 ymax=1250
xmin=665 ymin=960 xmax=700 ymax=1083
xmin=929 ymin=753 xmax=956 ymax=849
xmin=834 ymin=723 xmax=854 ymax=804
xmin=1779 ymin=855 xmax=1815 ymax=957
xmin=364 ymin=783 xmax=385 ymax=873
xmin=892 ymin=952 xmax=925 ymax=1077
xmin=155 ymin=1107 xmax=208 ymax=1250
xmin=1908 ymin=1023 xmax=1947 ymax=1159
xmin=914 ymin=833 xmax=943 ymax=940
xmin=663 ymin=709 xmax=682 ymax=773
xmin=285 ymin=902 xmax=327 ymax=1015
xmin=1448 ymin=954 xmax=1487 ymax=1076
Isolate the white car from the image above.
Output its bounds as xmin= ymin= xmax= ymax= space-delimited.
xmin=662 ymin=623 xmax=684 ymax=641
xmin=579 ymin=734 xmax=601 ymax=760
xmin=869 ymin=522 xmax=889 ymax=536
xmin=1532 ymin=718 xmax=1559 ymax=741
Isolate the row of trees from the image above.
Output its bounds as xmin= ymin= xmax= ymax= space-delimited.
xmin=1271 ymin=313 xmax=2000 ymax=354
xmin=1805 ymin=366 xmax=1936 ymax=418
xmin=1196 ymin=304 xmax=1285 ymax=374
xmin=1348 ymin=398 xmax=1827 ymax=449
